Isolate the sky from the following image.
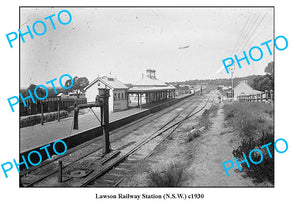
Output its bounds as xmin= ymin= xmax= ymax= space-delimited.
xmin=20 ymin=7 xmax=274 ymax=88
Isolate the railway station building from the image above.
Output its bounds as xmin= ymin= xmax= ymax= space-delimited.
xmin=128 ymin=70 xmax=176 ymax=107
xmin=84 ymin=76 xmax=129 ymax=112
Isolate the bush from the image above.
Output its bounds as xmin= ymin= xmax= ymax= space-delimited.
xmin=224 ymin=102 xmax=274 ymax=184
xmin=147 ymin=163 xmax=184 ymax=187
xmin=198 ymin=109 xmax=210 ymax=127
xmin=224 ymin=106 xmax=235 ymax=120
xmin=186 ymin=129 xmax=201 ymax=142
xmin=223 ymin=102 xmax=273 ymax=139
xmin=20 ymin=111 xmax=69 ymax=128
xmin=232 ymin=131 xmax=274 ymax=184
xmin=239 ymin=113 xmax=259 ymax=138
xmin=264 ymin=103 xmax=274 ymax=116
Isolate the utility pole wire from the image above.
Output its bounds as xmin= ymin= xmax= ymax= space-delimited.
xmin=232 ymin=12 xmax=252 ymax=55
xmin=237 ymin=11 xmax=269 ymax=56
xmin=234 ymin=12 xmax=256 ymax=55
xmin=236 ymin=12 xmax=262 ymax=56
xmin=244 ymin=15 xmax=273 ymax=59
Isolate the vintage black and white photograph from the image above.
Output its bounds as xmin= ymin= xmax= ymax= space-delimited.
xmin=19 ymin=7 xmax=274 ymax=187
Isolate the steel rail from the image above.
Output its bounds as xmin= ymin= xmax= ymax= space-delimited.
xmin=21 ymin=95 xmax=199 ymax=187
xmin=83 ymin=97 xmax=211 ymax=187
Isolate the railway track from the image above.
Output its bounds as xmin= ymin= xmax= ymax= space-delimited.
xmin=86 ymin=96 xmax=212 ymax=187
xmin=20 ymin=95 xmax=195 ymax=179
xmin=20 ymin=94 xmax=211 ymax=187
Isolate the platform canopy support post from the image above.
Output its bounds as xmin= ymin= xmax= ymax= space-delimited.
xmin=58 ymin=97 xmax=61 ymax=122
xmin=140 ymin=93 xmax=142 ymax=110
xmin=58 ymin=160 xmax=62 ymax=183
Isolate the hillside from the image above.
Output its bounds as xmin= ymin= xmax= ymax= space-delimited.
xmin=168 ymin=75 xmax=261 ymax=88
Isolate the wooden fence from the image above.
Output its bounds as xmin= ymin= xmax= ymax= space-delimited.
xmin=237 ymin=90 xmax=274 ymax=102
xmin=20 ymin=97 xmax=87 ymax=116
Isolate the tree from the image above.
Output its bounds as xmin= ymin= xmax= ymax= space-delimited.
xmin=265 ymin=61 xmax=274 ymax=76
xmin=251 ymin=61 xmax=274 ymax=91
xmin=27 ymin=84 xmax=46 ymax=99
xmin=65 ymin=76 xmax=89 ymax=98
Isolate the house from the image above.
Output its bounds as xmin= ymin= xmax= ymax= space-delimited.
xmin=233 ymin=80 xmax=262 ymax=100
xmin=84 ymin=76 xmax=129 ymax=112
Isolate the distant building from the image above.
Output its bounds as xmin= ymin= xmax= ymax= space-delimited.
xmin=222 ymin=86 xmax=233 ymax=98
xmin=233 ymin=80 xmax=262 ymax=100
xmin=57 ymin=93 xmax=69 ymax=99
xmin=174 ymin=84 xmax=191 ymax=96
xmin=84 ymin=76 xmax=129 ymax=112
xmin=217 ymin=85 xmax=224 ymax=90
xmin=66 ymin=92 xmax=86 ymax=99
xmin=222 ymin=86 xmax=229 ymax=91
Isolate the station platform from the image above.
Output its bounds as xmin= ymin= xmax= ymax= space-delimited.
xmin=20 ymin=94 xmax=192 ymax=152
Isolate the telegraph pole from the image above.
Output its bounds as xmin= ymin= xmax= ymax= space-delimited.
xmin=230 ymin=65 xmax=235 ymax=99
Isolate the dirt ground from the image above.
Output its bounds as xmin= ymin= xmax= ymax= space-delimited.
xmin=120 ymin=101 xmax=255 ymax=187
xmin=183 ymin=103 xmax=254 ymax=186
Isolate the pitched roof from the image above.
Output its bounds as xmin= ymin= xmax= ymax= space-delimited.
xmin=234 ymin=81 xmax=262 ymax=94
xmin=132 ymin=76 xmax=167 ymax=87
xmin=84 ymin=76 xmax=128 ymax=91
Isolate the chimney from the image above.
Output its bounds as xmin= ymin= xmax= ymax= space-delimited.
xmin=146 ymin=69 xmax=156 ymax=79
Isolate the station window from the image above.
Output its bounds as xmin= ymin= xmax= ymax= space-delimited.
xmin=121 ymin=93 xmax=124 ymax=99
xmin=114 ymin=93 xmax=116 ymax=101
xmin=118 ymin=93 xmax=120 ymax=100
